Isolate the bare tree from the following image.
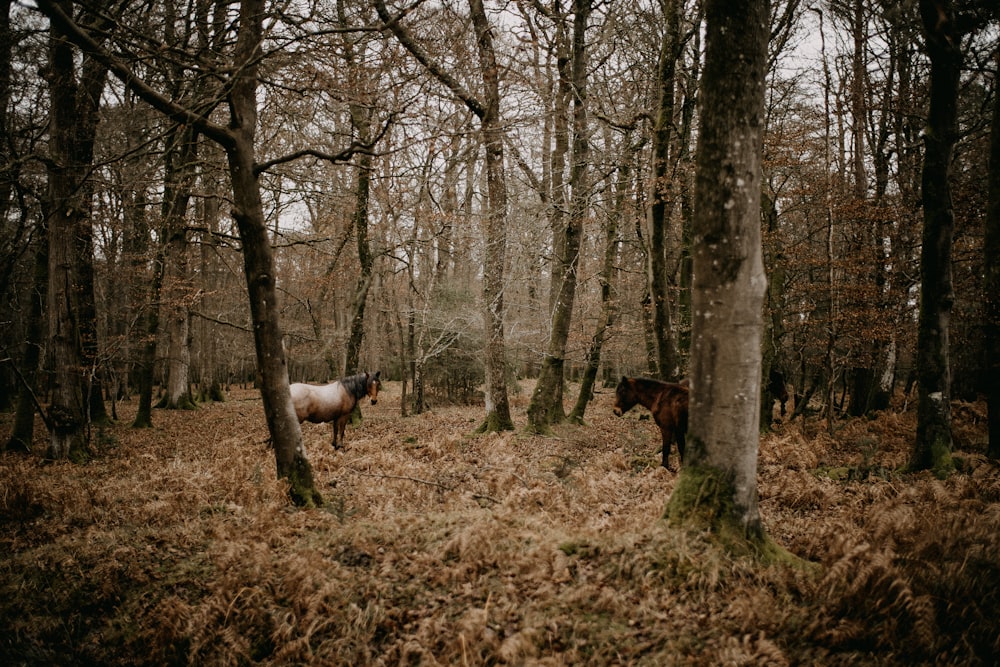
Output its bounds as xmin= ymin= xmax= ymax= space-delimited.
xmin=375 ymin=0 xmax=514 ymax=432
xmin=35 ymin=0 xmax=324 ymax=505
xmin=41 ymin=0 xmax=109 ymax=459
xmin=526 ymin=0 xmax=591 ymax=433
xmin=647 ymin=0 xmax=684 ymax=381
xmin=338 ymin=0 xmax=377 ymax=376
xmin=909 ymin=0 xmax=987 ymax=475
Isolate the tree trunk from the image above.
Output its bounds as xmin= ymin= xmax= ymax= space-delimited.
xmin=665 ymin=0 xmax=778 ymax=556
xmin=344 ymin=150 xmax=373 ymax=374
xmin=568 ymin=128 xmax=624 ymax=424
xmin=340 ymin=0 xmax=374 ymax=375
xmin=547 ymin=9 xmax=570 ymax=319
xmin=226 ymin=0 xmax=321 ymax=506
xmin=760 ymin=190 xmax=786 ymax=431
xmin=473 ymin=0 xmax=514 ymax=433
xmin=7 ymin=222 xmax=47 ymax=453
xmin=984 ymin=43 xmax=999 ymax=460
xmin=74 ymin=49 xmax=110 ymax=427
xmin=527 ymin=0 xmax=590 ymax=433
xmin=130 ymin=188 xmax=158 ymax=429
xmin=910 ymin=0 xmax=962 ymax=477
xmin=156 ymin=47 xmax=202 ymax=410
xmin=44 ymin=2 xmax=94 ymax=459
xmin=648 ymin=0 xmax=682 ymax=381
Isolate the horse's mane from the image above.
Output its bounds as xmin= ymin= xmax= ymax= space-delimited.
xmin=338 ymin=373 xmax=371 ymax=399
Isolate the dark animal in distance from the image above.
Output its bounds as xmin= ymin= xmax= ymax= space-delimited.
xmin=613 ymin=376 xmax=689 ymax=470
xmin=290 ymin=371 xmax=381 ymax=449
xmin=768 ymin=369 xmax=789 ymax=417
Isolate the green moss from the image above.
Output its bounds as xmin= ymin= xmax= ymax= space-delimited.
xmin=665 ymin=463 xmax=814 ymax=570
xmin=930 ymin=437 xmax=955 ymax=479
xmin=285 ymin=458 xmax=324 ymax=508
xmin=474 ymin=410 xmax=514 ymax=434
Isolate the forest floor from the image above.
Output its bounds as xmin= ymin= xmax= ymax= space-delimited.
xmin=1 ymin=380 xmax=998 ymax=666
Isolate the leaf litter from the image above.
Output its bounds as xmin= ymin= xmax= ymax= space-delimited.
xmin=1 ymin=381 xmax=998 ymax=665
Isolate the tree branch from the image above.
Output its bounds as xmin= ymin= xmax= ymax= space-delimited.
xmin=253 ymin=113 xmax=394 ymax=175
xmin=33 ymin=0 xmax=237 ymax=150
xmin=373 ymin=0 xmax=487 ymax=119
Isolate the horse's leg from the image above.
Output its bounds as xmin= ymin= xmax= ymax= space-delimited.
xmin=333 ymin=415 xmax=348 ymax=450
xmin=660 ymin=428 xmax=674 ymax=470
xmin=676 ymin=431 xmax=685 ymax=463
xmin=331 ymin=416 xmax=344 ymax=450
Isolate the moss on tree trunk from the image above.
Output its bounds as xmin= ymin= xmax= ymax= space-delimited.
xmin=665 ymin=462 xmax=805 ymax=567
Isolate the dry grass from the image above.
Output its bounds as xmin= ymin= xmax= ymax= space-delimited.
xmin=1 ymin=381 xmax=998 ymax=666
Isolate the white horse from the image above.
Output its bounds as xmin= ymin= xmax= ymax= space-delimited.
xmin=289 ymin=371 xmax=381 ymax=449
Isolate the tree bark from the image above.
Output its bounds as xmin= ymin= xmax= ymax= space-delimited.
xmin=226 ymin=0 xmax=321 ymax=506
xmin=665 ymin=0 xmax=777 ymax=555
xmin=470 ymin=0 xmax=514 ymax=432
xmin=340 ymin=0 xmax=375 ymax=375
xmin=7 ymin=222 xmax=47 ymax=453
xmin=910 ymin=0 xmax=963 ymax=476
xmin=129 ymin=183 xmax=158 ymax=429
xmin=760 ymin=190 xmax=786 ymax=431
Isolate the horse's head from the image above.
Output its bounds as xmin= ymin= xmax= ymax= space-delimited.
xmin=366 ymin=370 xmax=382 ymax=405
xmin=612 ymin=376 xmax=637 ymax=417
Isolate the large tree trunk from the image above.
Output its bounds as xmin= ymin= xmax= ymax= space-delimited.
xmin=44 ymin=2 xmax=98 ymax=459
xmin=527 ymin=0 xmax=590 ymax=433
xmin=74 ymin=48 xmax=110 ymax=427
xmin=984 ymin=44 xmax=999 ymax=460
xmin=910 ymin=0 xmax=962 ymax=476
xmin=158 ymin=125 xmax=199 ymax=410
xmin=665 ymin=0 xmax=779 ymax=557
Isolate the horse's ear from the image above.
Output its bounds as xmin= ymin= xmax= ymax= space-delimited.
xmin=374 ymin=370 xmax=381 ymax=380
xmin=621 ymin=375 xmax=628 ymax=383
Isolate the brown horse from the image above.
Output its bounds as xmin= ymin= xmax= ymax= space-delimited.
xmin=613 ymin=376 xmax=689 ymax=470
xmin=290 ymin=371 xmax=381 ymax=449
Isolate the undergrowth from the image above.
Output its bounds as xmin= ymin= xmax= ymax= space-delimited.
xmin=1 ymin=384 xmax=997 ymax=665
